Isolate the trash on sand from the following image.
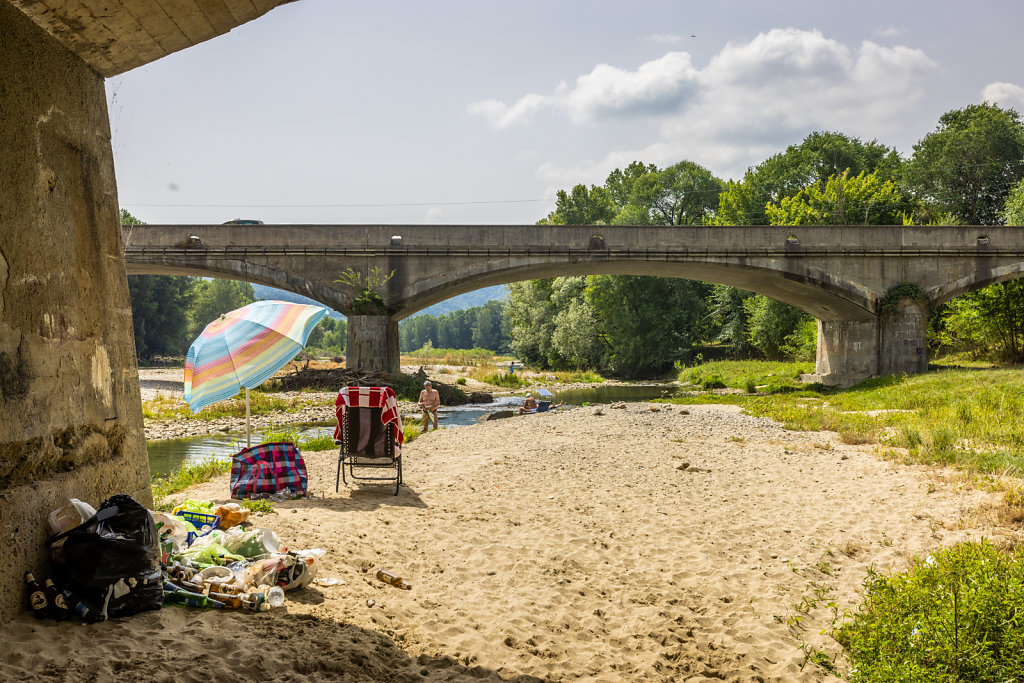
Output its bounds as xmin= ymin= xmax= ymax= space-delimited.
xmin=314 ymin=577 xmax=344 ymax=586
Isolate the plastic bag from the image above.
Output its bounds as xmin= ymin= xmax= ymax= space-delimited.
xmin=213 ymin=503 xmax=250 ymax=529
xmin=243 ymin=549 xmax=325 ymax=591
xmin=180 ymin=542 xmax=245 ymax=567
xmin=151 ymin=511 xmax=188 ymax=561
xmin=222 ymin=528 xmax=282 ymax=558
xmin=172 ymin=500 xmax=215 ymax=514
xmin=47 ymin=494 xmax=163 ymax=619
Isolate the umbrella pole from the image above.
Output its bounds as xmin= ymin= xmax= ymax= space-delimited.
xmin=246 ymin=388 xmax=251 ymax=448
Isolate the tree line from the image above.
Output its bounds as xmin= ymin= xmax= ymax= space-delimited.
xmin=505 ymin=103 xmax=1024 ymax=376
xmin=126 ymin=103 xmax=1024 ymax=374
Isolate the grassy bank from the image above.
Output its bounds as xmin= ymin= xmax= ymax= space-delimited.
xmin=671 ymin=362 xmax=1024 ymax=477
xmin=143 ymin=389 xmax=327 ymax=421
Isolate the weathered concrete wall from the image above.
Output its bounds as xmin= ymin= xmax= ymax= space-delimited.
xmin=347 ymin=315 xmax=400 ymax=375
xmin=0 ymin=2 xmax=151 ymax=623
xmin=815 ymin=319 xmax=879 ymax=387
xmin=879 ymin=300 xmax=929 ymax=376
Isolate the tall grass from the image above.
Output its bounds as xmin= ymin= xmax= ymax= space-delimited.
xmin=151 ymin=457 xmax=233 ymax=509
xmin=402 ymin=346 xmax=511 ymax=366
xmin=679 ymin=360 xmax=814 ymax=393
xmin=669 ymin=363 xmax=1024 ymax=476
xmin=143 ymin=389 xmax=322 ymax=421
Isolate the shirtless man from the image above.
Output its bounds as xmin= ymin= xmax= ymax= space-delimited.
xmin=418 ymin=380 xmax=441 ymax=431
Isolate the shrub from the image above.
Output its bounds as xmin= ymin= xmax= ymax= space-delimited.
xmin=836 ymin=540 xmax=1024 ymax=681
xmin=456 ymin=377 xmax=467 ymax=385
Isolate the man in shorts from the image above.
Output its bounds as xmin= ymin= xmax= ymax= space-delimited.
xmin=418 ymin=380 xmax=441 ymax=431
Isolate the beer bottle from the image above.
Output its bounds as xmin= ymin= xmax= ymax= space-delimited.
xmin=162 ymin=582 xmax=225 ymax=609
xmin=375 ymin=569 xmax=412 ymax=590
xmin=207 ymin=591 xmax=242 ymax=609
xmin=44 ymin=579 xmax=71 ymax=622
xmin=24 ymin=572 xmax=48 ymax=618
xmin=61 ymin=588 xmax=105 ymax=623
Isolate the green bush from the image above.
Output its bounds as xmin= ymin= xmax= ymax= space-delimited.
xmin=836 ymin=540 xmax=1024 ymax=681
xmin=480 ymin=372 xmax=529 ymax=388
xmin=456 ymin=377 xmax=467 ymax=385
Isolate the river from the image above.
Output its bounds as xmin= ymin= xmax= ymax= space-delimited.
xmin=148 ymin=384 xmax=679 ymax=478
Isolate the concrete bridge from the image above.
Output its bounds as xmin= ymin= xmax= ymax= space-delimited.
xmin=123 ymin=223 xmax=1024 ymax=386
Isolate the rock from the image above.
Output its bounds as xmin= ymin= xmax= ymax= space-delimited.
xmin=468 ymin=392 xmax=494 ymax=404
xmin=484 ymin=410 xmax=516 ymax=421
xmin=677 ymin=462 xmax=690 ymax=471
xmin=592 ymin=407 xmax=604 ymax=416
xmin=611 ymin=402 xmax=626 ymax=409
xmin=648 ymin=405 xmax=661 ymax=412
xmin=679 ymin=409 xmax=690 ymax=415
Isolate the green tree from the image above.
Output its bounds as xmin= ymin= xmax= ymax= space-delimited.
xmin=1003 ymin=178 xmax=1024 ymax=225
xmin=716 ymin=131 xmax=902 ymax=225
xmin=187 ymin=279 xmax=256 ymax=341
xmin=617 ymin=160 xmax=724 ymax=226
xmin=764 ymin=170 xmax=913 ymax=226
xmin=506 ymin=279 xmax=561 ymax=367
xmin=122 ymin=209 xmax=195 ymax=359
xmin=586 ymin=275 xmax=709 ymax=375
xmin=471 ymin=300 xmax=510 ymax=352
xmin=904 ymin=103 xmax=1024 ymax=225
xmin=538 ymin=184 xmax=616 ymax=225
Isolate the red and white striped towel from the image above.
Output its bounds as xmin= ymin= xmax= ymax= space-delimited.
xmin=334 ymin=386 xmax=404 ymax=445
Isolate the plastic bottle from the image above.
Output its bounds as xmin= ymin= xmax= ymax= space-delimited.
xmin=265 ymin=585 xmax=285 ymax=607
xmin=24 ymin=572 xmax=48 ymax=618
xmin=375 ymin=569 xmax=411 ymax=590
xmin=44 ymin=579 xmax=71 ymax=622
xmin=240 ymin=592 xmax=268 ymax=612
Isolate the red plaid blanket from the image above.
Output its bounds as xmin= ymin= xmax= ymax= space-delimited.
xmin=334 ymin=386 xmax=404 ymax=446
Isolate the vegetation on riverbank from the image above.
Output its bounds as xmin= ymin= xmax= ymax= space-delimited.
xmin=667 ymin=361 xmax=1024 ymax=477
xmin=151 ymin=458 xmax=233 ymax=510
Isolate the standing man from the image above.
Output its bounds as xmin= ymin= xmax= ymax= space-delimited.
xmin=418 ymin=380 xmax=441 ymax=431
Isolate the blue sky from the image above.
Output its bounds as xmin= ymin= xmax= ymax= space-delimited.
xmin=107 ymin=0 xmax=1024 ymax=227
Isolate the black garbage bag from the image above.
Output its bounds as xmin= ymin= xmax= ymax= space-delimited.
xmin=46 ymin=494 xmax=163 ymax=619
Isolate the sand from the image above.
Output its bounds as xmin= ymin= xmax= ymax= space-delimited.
xmin=1 ymin=403 xmax=1014 ymax=682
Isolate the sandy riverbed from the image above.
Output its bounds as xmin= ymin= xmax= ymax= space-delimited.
xmin=1 ymin=402 xmax=1015 ymax=681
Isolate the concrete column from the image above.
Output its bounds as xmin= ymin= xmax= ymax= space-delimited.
xmin=879 ymin=300 xmax=929 ymax=376
xmin=814 ymin=319 xmax=879 ymax=387
xmin=346 ymin=315 xmax=400 ymax=375
xmin=0 ymin=4 xmax=151 ymax=623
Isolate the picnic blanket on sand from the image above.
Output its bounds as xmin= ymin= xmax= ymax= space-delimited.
xmin=333 ymin=386 xmax=405 ymax=447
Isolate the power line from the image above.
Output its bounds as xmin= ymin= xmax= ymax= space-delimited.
xmin=122 ymin=198 xmax=555 ymax=209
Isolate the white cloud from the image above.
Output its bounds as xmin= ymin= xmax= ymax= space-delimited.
xmin=645 ymin=33 xmax=684 ymax=44
xmin=982 ymin=82 xmax=1024 ymax=110
xmin=875 ymin=25 xmax=907 ymax=38
xmin=467 ymin=52 xmax=699 ymax=128
xmin=496 ymin=28 xmax=937 ymax=181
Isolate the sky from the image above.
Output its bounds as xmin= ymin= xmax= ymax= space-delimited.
xmin=106 ymin=0 xmax=1024 ymax=227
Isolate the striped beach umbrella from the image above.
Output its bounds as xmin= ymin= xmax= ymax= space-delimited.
xmin=185 ymin=300 xmax=328 ymax=444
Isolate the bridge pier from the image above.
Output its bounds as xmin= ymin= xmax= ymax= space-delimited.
xmin=346 ymin=315 xmax=401 ymax=375
xmin=813 ymin=299 xmax=928 ymax=387
xmin=0 ymin=5 xmax=151 ymax=623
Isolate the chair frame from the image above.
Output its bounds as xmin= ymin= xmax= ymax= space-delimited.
xmin=336 ymin=409 xmax=402 ymax=495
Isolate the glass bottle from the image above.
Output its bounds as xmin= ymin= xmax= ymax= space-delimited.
xmin=24 ymin=572 xmax=48 ymax=618
xmin=375 ymin=569 xmax=411 ymax=590
xmin=44 ymin=579 xmax=71 ymax=621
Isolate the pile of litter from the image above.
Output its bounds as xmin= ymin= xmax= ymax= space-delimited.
xmin=25 ymin=495 xmax=323 ymax=623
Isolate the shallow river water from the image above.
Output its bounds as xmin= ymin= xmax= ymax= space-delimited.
xmin=147 ymin=384 xmax=677 ymax=478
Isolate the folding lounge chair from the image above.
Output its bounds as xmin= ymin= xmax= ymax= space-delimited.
xmin=334 ymin=385 xmax=404 ymax=495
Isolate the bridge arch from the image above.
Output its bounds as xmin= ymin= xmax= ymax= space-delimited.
xmin=125 ymin=257 xmax=358 ymax=314
xmin=928 ymin=260 xmax=1024 ymax=306
xmin=393 ymin=257 xmax=877 ymax=322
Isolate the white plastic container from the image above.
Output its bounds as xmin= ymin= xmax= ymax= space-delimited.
xmin=47 ymin=499 xmax=96 ymax=535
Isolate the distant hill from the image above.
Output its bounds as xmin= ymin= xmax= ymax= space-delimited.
xmin=251 ymin=284 xmax=507 ymax=319
xmin=411 ymin=285 xmax=507 ymax=317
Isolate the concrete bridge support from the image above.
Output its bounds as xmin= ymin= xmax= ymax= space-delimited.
xmin=347 ymin=315 xmax=401 ymax=375
xmin=815 ymin=299 xmax=928 ymax=387
xmin=0 ymin=3 xmax=151 ymax=623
